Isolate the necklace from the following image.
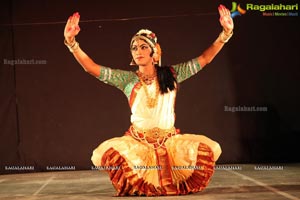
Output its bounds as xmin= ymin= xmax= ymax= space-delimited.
xmin=137 ymin=70 xmax=159 ymax=108
xmin=136 ymin=70 xmax=157 ymax=85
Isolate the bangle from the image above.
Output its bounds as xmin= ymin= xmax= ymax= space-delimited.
xmin=64 ymin=39 xmax=80 ymax=53
xmin=218 ymin=30 xmax=233 ymax=43
xmin=64 ymin=38 xmax=75 ymax=46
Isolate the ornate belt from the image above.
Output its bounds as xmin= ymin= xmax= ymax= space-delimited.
xmin=129 ymin=124 xmax=178 ymax=148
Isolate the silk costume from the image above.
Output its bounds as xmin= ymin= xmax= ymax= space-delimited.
xmin=91 ymin=58 xmax=221 ymax=196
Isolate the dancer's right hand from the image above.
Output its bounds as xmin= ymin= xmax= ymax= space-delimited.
xmin=64 ymin=12 xmax=81 ymax=43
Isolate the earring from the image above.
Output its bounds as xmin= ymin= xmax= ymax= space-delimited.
xmin=153 ymin=53 xmax=160 ymax=65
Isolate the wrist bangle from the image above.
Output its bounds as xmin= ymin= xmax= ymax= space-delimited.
xmin=64 ymin=39 xmax=80 ymax=53
xmin=218 ymin=30 xmax=233 ymax=43
xmin=64 ymin=38 xmax=76 ymax=46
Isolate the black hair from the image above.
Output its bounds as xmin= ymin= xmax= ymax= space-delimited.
xmin=156 ymin=65 xmax=177 ymax=94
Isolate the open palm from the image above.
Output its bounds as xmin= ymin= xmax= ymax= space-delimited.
xmin=218 ymin=5 xmax=234 ymax=33
xmin=64 ymin=12 xmax=81 ymax=41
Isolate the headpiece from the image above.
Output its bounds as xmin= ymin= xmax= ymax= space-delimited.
xmin=130 ymin=29 xmax=162 ymax=66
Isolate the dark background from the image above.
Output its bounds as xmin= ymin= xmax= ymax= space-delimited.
xmin=0 ymin=0 xmax=299 ymax=174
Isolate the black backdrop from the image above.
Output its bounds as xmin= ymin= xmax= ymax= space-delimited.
xmin=0 ymin=0 xmax=299 ymax=174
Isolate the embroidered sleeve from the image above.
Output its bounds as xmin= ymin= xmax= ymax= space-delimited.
xmin=171 ymin=58 xmax=202 ymax=83
xmin=97 ymin=66 xmax=136 ymax=92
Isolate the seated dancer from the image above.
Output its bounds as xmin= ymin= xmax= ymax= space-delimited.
xmin=64 ymin=4 xmax=234 ymax=196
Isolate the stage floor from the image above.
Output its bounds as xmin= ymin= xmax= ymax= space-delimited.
xmin=0 ymin=164 xmax=299 ymax=200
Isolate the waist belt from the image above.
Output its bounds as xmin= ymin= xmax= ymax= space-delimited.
xmin=129 ymin=124 xmax=178 ymax=148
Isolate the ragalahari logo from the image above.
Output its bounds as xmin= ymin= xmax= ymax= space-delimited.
xmin=230 ymin=2 xmax=247 ymax=18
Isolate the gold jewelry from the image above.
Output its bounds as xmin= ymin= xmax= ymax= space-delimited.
xmin=218 ymin=30 xmax=233 ymax=43
xmin=137 ymin=70 xmax=159 ymax=108
xmin=64 ymin=38 xmax=75 ymax=46
xmin=136 ymin=70 xmax=157 ymax=85
xmin=130 ymin=125 xmax=177 ymax=149
xmin=64 ymin=39 xmax=80 ymax=53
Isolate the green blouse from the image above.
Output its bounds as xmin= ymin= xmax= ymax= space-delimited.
xmin=97 ymin=58 xmax=202 ymax=99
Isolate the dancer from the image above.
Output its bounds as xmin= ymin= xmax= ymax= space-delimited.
xmin=64 ymin=4 xmax=233 ymax=196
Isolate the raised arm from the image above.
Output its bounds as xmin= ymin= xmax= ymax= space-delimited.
xmin=64 ymin=12 xmax=100 ymax=77
xmin=198 ymin=4 xmax=234 ymax=68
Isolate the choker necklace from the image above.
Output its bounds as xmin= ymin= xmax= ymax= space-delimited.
xmin=136 ymin=70 xmax=157 ymax=85
xmin=136 ymin=70 xmax=159 ymax=108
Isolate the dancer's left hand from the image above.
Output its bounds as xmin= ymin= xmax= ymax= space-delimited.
xmin=218 ymin=4 xmax=234 ymax=34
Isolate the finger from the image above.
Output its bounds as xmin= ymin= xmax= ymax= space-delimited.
xmin=221 ymin=4 xmax=228 ymax=11
xmin=74 ymin=12 xmax=80 ymax=25
xmin=218 ymin=5 xmax=224 ymax=16
xmin=70 ymin=12 xmax=77 ymax=24
xmin=225 ymin=8 xmax=231 ymax=16
xmin=218 ymin=6 xmax=225 ymax=20
xmin=64 ymin=17 xmax=73 ymax=33
xmin=222 ymin=6 xmax=228 ymax=16
xmin=222 ymin=5 xmax=230 ymax=15
xmin=219 ymin=5 xmax=225 ymax=15
xmin=69 ymin=15 xmax=74 ymax=25
xmin=219 ymin=10 xmax=224 ymax=24
xmin=65 ymin=16 xmax=72 ymax=27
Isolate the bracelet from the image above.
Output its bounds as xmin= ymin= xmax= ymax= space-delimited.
xmin=218 ymin=30 xmax=233 ymax=43
xmin=64 ymin=39 xmax=80 ymax=53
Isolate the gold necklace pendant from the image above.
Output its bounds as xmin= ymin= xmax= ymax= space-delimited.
xmin=147 ymin=96 xmax=157 ymax=108
xmin=137 ymin=72 xmax=159 ymax=108
xmin=145 ymin=80 xmax=159 ymax=108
